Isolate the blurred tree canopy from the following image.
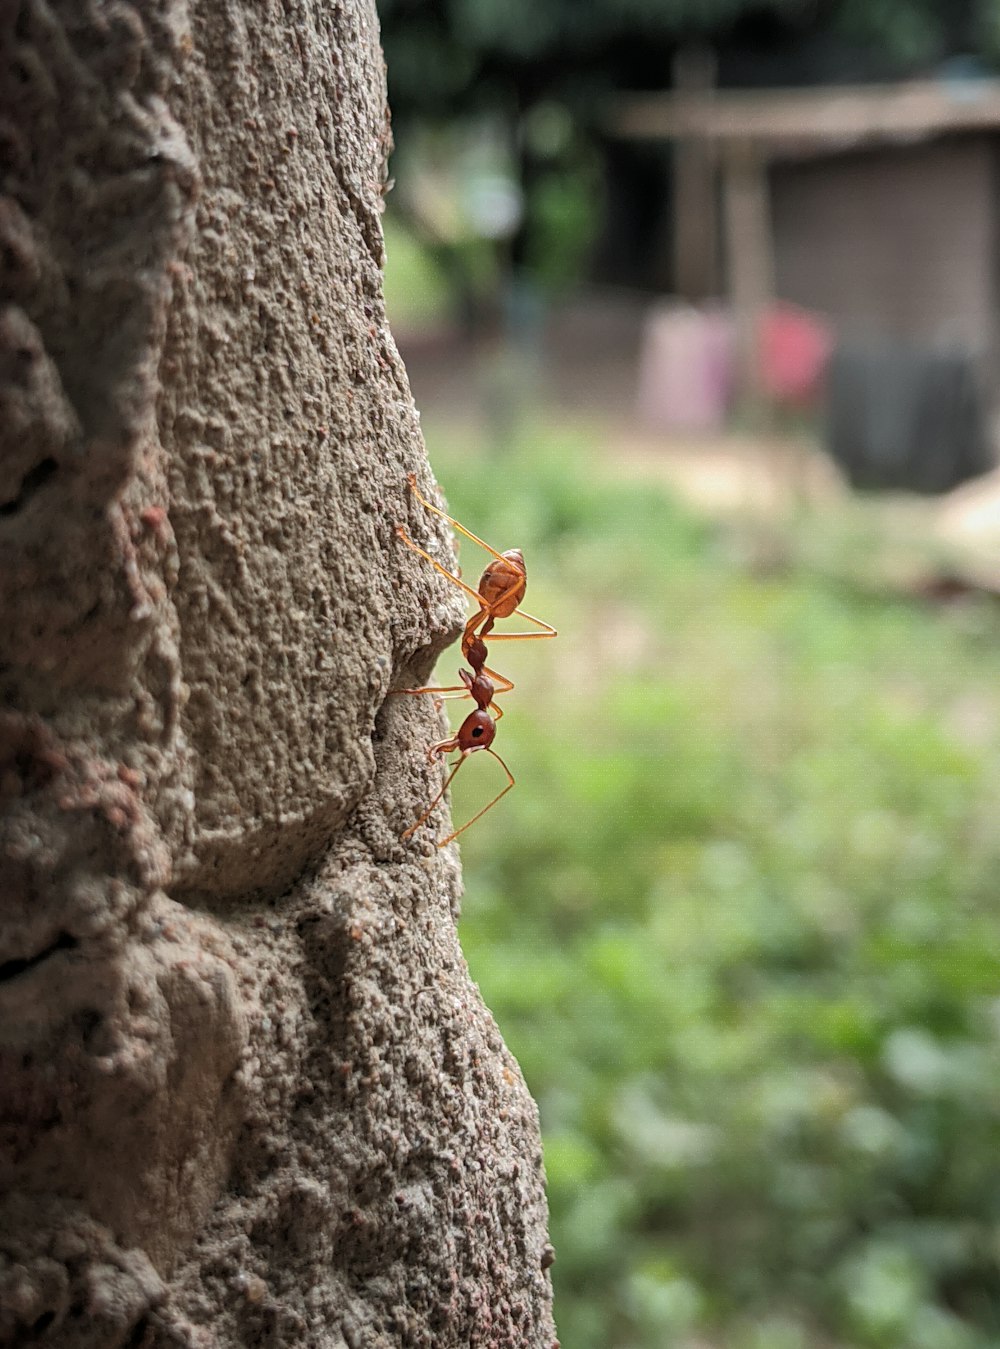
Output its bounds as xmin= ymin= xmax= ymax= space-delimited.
xmin=377 ymin=0 xmax=999 ymax=311
xmin=379 ymin=0 xmax=998 ymax=124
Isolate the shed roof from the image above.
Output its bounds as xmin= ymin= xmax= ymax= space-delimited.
xmin=614 ymin=78 xmax=1000 ymax=158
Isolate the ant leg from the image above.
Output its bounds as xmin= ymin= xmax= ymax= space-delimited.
xmin=407 ymin=474 xmax=513 ymax=567
xmin=434 ymin=692 xmax=506 ymax=718
xmin=397 ymin=686 xmax=506 ymax=720
xmin=394 ymin=666 xmax=512 ymax=723
xmin=401 ymin=752 xmax=465 ymax=842
xmin=394 ymin=663 xmax=513 ymax=699
xmin=484 ymin=668 xmax=515 ymax=694
xmin=413 ymin=689 xmax=506 ymax=718
xmin=436 ymin=749 xmax=515 ymax=847
xmin=396 ymin=526 xmax=488 ymax=611
xmin=463 ymin=612 xmax=488 ymax=653
xmin=461 ymin=579 xmax=528 ymax=652
xmin=464 ymin=594 xmax=556 ymax=648
xmin=391 ymin=682 xmax=471 ymax=698
xmin=481 ymin=608 xmax=557 ymax=641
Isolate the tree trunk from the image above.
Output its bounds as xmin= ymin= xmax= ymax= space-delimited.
xmin=0 ymin=3 xmax=556 ymax=1346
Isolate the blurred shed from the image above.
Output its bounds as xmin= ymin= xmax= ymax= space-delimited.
xmin=613 ymin=79 xmax=1000 ymax=407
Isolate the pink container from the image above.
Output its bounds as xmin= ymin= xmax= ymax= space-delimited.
xmin=637 ymin=302 xmax=735 ymax=433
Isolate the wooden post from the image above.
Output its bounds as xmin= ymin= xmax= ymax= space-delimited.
xmin=722 ymin=138 xmax=775 ymax=416
xmin=661 ymin=46 xmax=719 ymax=298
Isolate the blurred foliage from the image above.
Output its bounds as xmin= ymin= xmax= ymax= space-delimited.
xmin=379 ymin=0 xmax=1000 ymax=119
xmin=419 ymin=424 xmax=1000 ymax=1348
xmin=383 ymin=120 xmax=603 ymax=320
xmin=520 ymin=152 xmax=600 ymax=295
xmin=381 ymin=216 xmax=456 ymax=329
xmin=378 ymin=0 xmax=1000 ymax=318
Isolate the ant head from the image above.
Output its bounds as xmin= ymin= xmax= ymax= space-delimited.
xmin=456 ymin=708 xmax=495 ymax=753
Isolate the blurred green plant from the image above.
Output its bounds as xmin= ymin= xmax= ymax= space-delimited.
xmin=422 ymin=424 xmax=1000 ymax=1349
xmin=382 ymin=215 xmax=456 ymax=331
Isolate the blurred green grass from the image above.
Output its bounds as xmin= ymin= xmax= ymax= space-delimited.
xmin=423 ymin=425 xmax=1000 ymax=1349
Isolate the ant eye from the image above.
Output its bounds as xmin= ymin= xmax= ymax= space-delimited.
xmin=472 ymin=727 xmax=483 ymax=737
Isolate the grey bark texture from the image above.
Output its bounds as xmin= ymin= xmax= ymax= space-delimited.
xmin=0 ymin=2 xmax=557 ymax=1346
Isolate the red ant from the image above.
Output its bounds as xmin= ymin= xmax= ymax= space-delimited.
xmin=400 ymin=637 xmax=514 ymax=846
xmin=395 ymin=474 xmax=556 ymax=845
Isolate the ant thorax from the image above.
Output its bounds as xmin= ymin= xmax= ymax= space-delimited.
xmin=459 ymin=666 xmax=494 ymax=709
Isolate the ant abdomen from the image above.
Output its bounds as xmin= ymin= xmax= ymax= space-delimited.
xmin=476 ymin=550 xmax=526 ymax=619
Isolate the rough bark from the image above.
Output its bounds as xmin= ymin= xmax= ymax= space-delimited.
xmin=0 ymin=3 xmax=556 ymax=1346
